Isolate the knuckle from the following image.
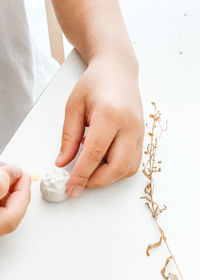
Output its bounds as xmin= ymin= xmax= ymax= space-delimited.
xmin=88 ymin=149 xmax=103 ymax=163
xmin=101 ymin=106 xmax=120 ymax=125
xmin=129 ymin=164 xmax=140 ymax=176
xmin=102 ymin=106 xmax=144 ymax=134
xmin=123 ymin=113 xmax=140 ymax=130
xmin=62 ymin=130 xmax=72 ymax=144
xmin=114 ymin=163 xmax=129 ymax=178
xmin=76 ymin=174 xmax=88 ymax=185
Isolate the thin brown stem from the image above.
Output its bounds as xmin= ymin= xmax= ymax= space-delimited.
xmin=142 ymin=102 xmax=184 ymax=280
xmin=154 ymin=218 xmax=184 ymax=280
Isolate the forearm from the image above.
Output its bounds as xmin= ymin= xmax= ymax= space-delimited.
xmin=51 ymin=0 xmax=137 ymax=64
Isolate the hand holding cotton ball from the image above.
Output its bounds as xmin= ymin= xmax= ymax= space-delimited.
xmin=40 ymin=167 xmax=69 ymax=203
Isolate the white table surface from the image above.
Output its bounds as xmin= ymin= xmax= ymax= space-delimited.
xmin=0 ymin=1 xmax=200 ymax=278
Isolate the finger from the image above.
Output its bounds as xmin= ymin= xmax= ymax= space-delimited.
xmin=0 ymin=162 xmax=6 ymax=167
xmin=55 ymin=95 xmax=85 ymax=167
xmin=66 ymin=115 xmax=117 ymax=198
xmin=0 ymin=165 xmax=22 ymax=199
xmin=86 ymin=133 xmax=136 ymax=188
xmin=125 ymin=142 xmax=143 ymax=178
xmin=0 ymin=173 xmax=31 ymax=235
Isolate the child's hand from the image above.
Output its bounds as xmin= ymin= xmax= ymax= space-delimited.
xmin=56 ymin=52 xmax=144 ymax=198
xmin=0 ymin=163 xmax=31 ymax=236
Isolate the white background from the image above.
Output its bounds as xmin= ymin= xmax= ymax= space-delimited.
xmin=0 ymin=0 xmax=200 ymax=279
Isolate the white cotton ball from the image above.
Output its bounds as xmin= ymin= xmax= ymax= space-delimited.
xmin=40 ymin=167 xmax=70 ymax=203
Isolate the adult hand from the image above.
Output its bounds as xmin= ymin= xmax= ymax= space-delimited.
xmin=56 ymin=52 xmax=144 ymax=198
xmin=0 ymin=163 xmax=31 ymax=236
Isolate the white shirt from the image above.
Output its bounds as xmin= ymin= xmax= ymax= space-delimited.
xmin=0 ymin=0 xmax=58 ymax=153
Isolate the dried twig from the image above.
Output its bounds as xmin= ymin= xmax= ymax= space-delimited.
xmin=142 ymin=102 xmax=183 ymax=280
xmin=161 ymin=256 xmax=179 ymax=280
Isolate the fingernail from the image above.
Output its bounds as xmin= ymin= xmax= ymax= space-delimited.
xmin=13 ymin=166 xmax=22 ymax=179
xmin=55 ymin=153 xmax=63 ymax=164
xmin=70 ymin=186 xmax=84 ymax=198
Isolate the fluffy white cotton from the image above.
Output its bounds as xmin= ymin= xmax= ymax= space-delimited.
xmin=40 ymin=167 xmax=69 ymax=203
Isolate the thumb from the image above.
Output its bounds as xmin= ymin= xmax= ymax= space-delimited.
xmin=55 ymin=95 xmax=85 ymax=167
xmin=0 ymin=165 xmax=22 ymax=199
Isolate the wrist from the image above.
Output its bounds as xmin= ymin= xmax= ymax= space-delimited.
xmin=88 ymin=48 xmax=139 ymax=78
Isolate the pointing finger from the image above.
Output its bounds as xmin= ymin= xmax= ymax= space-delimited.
xmin=55 ymin=93 xmax=85 ymax=167
xmin=66 ymin=113 xmax=117 ymax=198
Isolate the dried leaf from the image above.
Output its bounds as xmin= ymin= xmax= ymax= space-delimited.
xmin=161 ymin=257 xmax=179 ymax=279
xmin=155 ymin=205 xmax=167 ymax=218
xmin=142 ymin=170 xmax=151 ymax=179
xmin=169 ymin=273 xmax=179 ymax=280
xmin=161 ymin=256 xmax=172 ymax=279
xmin=158 ymin=226 xmax=167 ymax=241
xmin=160 ymin=205 xmax=167 ymax=213
xmin=141 ymin=196 xmax=159 ymax=207
xmin=146 ymin=144 xmax=151 ymax=152
xmin=144 ymin=184 xmax=152 ymax=195
xmin=146 ymin=237 xmax=162 ymax=256
xmin=145 ymin=202 xmax=153 ymax=214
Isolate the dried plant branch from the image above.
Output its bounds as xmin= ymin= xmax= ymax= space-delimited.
xmin=146 ymin=236 xmax=162 ymax=256
xmin=142 ymin=102 xmax=184 ymax=280
xmin=161 ymin=256 xmax=179 ymax=280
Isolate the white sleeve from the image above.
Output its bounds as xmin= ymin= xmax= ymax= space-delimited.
xmin=0 ymin=0 xmax=34 ymax=153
